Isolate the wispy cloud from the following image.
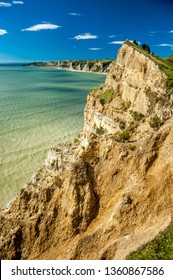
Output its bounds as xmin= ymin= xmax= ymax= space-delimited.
xmin=89 ymin=48 xmax=102 ymax=51
xmin=74 ymin=33 xmax=98 ymax=40
xmin=149 ymin=30 xmax=170 ymax=36
xmin=108 ymin=40 xmax=125 ymax=45
xmin=12 ymin=1 xmax=24 ymax=4
xmin=0 ymin=2 xmax=12 ymax=7
xmin=21 ymin=23 xmax=61 ymax=32
xmin=156 ymin=43 xmax=173 ymax=49
xmin=149 ymin=31 xmax=160 ymax=36
xmin=169 ymin=30 xmax=173 ymax=33
xmin=0 ymin=29 xmax=7 ymax=35
xmin=108 ymin=34 xmax=123 ymax=38
xmin=68 ymin=12 xmax=81 ymax=16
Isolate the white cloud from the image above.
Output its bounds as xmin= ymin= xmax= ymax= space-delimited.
xmin=108 ymin=34 xmax=123 ymax=38
xmin=149 ymin=30 xmax=165 ymax=36
xmin=169 ymin=30 xmax=173 ymax=33
xmin=0 ymin=29 xmax=7 ymax=35
xmin=108 ymin=35 xmax=116 ymax=38
xmin=0 ymin=2 xmax=12 ymax=7
xmin=108 ymin=40 xmax=125 ymax=45
xmin=74 ymin=33 xmax=98 ymax=40
xmin=89 ymin=48 xmax=102 ymax=51
xmin=21 ymin=23 xmax=61 ymax=32
xmin=156 ymin=44 xmax=173 ymax=47
xmin=68 ymin=12 xmax=81 ymax=16
xmin=156 ymin=43 xmax=173 ymax=50
xmin=12 ymin=1 xmax=24 ymax=4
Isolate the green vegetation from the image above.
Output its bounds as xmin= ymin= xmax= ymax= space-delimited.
xmin=133 ymin=40 xmax=139 ymax=46
xmin=133 ymin=111 xmax=144 ymax=122
xmin=99 ymin=87 xmax=115 ymax=105
xmin=141 ymin=43 xmax=151 ymax=54
xmin=96 ymin=126 xmax=105 ymax=135
xmin=128 ymin=143 xmax=136 ymax=151
xmin=128 ymin=225 xmax=173 ymax=259
xmin=149 ymin=115 xmax=162 ymax=130
xmin=114 ymin=129 xmax=130 ymax=142
xmin=159 ymin=65 xmax=173 ymax=91
xmin=125 ymin=40 xmax=173 ymax=93
xmin=119 ymin=120 xmax=126 ymax=130
xmin=71 ymin=59 xmax=112 ymax=71
xmin=96 ymin=65 xmax=101 ymax=72
xmin=121 ymin=100 xmax=131 ymax=111
xmin=73 ymin=138 xmax=80 ymax=144
xmin=166 ymin=55 xmax=173 ymax=64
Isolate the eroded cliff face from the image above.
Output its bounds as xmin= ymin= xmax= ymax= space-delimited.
xmin=83 ymin=43 xmax=169 ymax=138
xmin=0 ymin=43 xmax=173 ymax=260
xmin=27 ymin=60 xmax=112 ymax=73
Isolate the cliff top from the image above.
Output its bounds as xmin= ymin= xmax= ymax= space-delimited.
xmin=125 ymin=40 xmax=173 ymax=92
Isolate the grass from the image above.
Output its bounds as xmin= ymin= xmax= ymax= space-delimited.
xmin=125 ymin=41 xmax=173 ymax=93
xmin=166 ymin=55 xmax=173 ymax=64
xmin=95 ymin=126 xmax=105 ymax=135
xmin=119 ymin=120 xmax=126 ymax=130
xmin=114 ymin=129 xmax=130 ymax=142
xmin=149 ymin=115 xmax=162 ymax=130
xmin=128 ymin=143 xmax=136 ymax=151
xmin=99 ymin=87 xmax=115 ymax=105
xmin=121 ymin=100 xmax=131 ymax=111
xmin=128 ymin=224 xmax=173 ymax=260
xmin=133 ymin=111 xmax=144 ymax=122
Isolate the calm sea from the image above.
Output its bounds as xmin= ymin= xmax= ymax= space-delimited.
xmin=0 ymin=64 xmax=105 ymax=209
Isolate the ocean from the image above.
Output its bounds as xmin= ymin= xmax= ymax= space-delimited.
xmin=0 ymin=64 xmax=105 ymax=209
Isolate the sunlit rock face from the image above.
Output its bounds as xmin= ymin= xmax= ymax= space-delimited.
xmin=0 ymin=43 xmax=173 ymax=260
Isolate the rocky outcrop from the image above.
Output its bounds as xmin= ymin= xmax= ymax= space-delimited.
xmin=83 ymin=43 xmax=170 ymax=138
xmin=26 ymin=60 xmax=112 ymax=73
xmin=0 ymin=42 xmax=173 ymax=260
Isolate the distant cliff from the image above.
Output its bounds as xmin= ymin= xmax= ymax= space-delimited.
xmin=25 ymin=59 xmax=112 ymax=73
xmin=1 ymin=42 xmax=173 ymax=260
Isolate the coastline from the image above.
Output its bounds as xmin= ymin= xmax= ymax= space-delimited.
xmin=54 ymin=66 xmax=107 ymax=74
xmin=25 ymin=59 xmax=112 ymax=74
xmin=0 ymin=65 xmax=106 ymax=210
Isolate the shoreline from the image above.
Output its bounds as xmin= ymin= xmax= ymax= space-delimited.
xmin=54 ymin=66 xmax=107 ymax=75
xmin=25 ymin=59 xmax=112 ymax=75
xmin=0 ymin=66 xmax=105 ymax=211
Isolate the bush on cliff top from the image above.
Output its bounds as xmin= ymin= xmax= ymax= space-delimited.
xmin=125 ymin=41 xmax=173 ymax=93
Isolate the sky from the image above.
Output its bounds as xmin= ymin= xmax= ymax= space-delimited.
xmin=0 ymin=0 xmax=173 ymax=62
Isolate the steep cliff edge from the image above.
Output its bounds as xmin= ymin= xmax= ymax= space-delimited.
xmin=0 ymin=42 xmax=173 ymax=260
xmin=26 ymin=59 xmax=112 ymax=73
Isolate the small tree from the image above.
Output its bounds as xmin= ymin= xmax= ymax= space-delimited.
xmin=141 ymin=43 xmax=150 ymax=53
xmin=133 ymin=40 xmax=138 ymax=46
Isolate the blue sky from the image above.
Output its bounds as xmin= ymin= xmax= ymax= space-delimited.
xmin=0 ymin=0 xmax=173 ymax=62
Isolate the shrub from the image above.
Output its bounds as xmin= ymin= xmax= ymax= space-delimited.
xmin=114 ymin=129 xmax=130 ymax=142
xmin=73 ymin=138 xmax=80 ymax=144
xmin=133 ymin=111 xmax=144 ymax=122
xmin=121 ymin=100 xmax=131 ymax=111
xmin=141 ymin=43 xmax=151 ymax=54
xmin=133 ymin=40 xmax=138 ymax=46
xmin=128 ymin=144 xmax=136 ymax=151
xmin=96 ymin=126 xmax=105 ymax=135
xmin=119 ymin=120 xmax=126 ymax=130
xmin=99 ymin=87 xmax=115 ymax=105
xmin=149 ymin=115 xmax=162 ymax=130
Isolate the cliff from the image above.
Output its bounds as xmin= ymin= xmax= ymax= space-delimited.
xmin=26 ymin=60 xmax=112 ymax=73
xmin=0 ymin=42 xmax=173 ymax=260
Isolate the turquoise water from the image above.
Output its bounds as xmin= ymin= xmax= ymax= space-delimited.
xmin=0 ymin=65 xmax=105 ymax=209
